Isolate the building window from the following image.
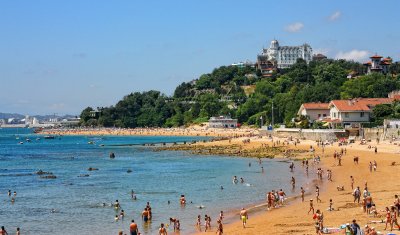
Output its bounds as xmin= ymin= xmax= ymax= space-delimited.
xmin=333 ymin=113 xmax=336 ymax=118
xmin=318 ymin=114 xmax=321 ymax=118
xmin=344 ymin=112 xmax=349 ymax=118
xmin=323 ymin=114 xmax=327 ymax=117
xmin=360 ymin=112 xmax=364 ymax=117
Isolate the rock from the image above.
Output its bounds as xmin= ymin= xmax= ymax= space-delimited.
xmin=40 ymin=175 xmax=57 ymax=179
xmin=127 ymin=169 xmax=132 ymax=173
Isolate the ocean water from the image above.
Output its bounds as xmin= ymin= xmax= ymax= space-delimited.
xmin=0 ymin=128 xmax=311 ymax=235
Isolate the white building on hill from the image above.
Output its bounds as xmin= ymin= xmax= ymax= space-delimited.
xmin=258 ymin=39 xmax=313 ymax=69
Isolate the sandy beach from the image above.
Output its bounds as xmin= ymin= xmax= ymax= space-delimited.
xmin=38 ymin=126 xmax=259 ymax=138
xmin=189 ymin=136 xmax=400 ymax=235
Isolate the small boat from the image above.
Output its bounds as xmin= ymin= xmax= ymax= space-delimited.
xmin=26 ymin=138 xmax=31 ymax=142
xmin=18 ymin=141 xmax=24 ymax=145
xmin=88 ymin=141 xmax=94 ymax=145
xmin=36 ymin=138 xmax=41 ymax=141
xmin=44 ymin=136 xmax=55 ymax=139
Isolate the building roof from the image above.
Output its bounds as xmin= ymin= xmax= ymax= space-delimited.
xmin=370 ymin=54 xmax=383 ymax=59
xmin=302 ymin=103 xmax=330 ymax=110
xmin=329 ymin=98 xmax=393 ymax=112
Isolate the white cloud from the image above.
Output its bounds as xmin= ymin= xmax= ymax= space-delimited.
xmin=284 ymin=22 xmax=304 ymax=33
xmin=335 ymin=50 xmax=370 ymax=62
xmin=313 ymin=48 xmax=330 ymax=55
xmin=329 ymin=11 xmax=341 ymax=21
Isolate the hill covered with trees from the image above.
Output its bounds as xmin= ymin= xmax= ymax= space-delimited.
xmin=80 ymin=58 xmax=400 ymax=128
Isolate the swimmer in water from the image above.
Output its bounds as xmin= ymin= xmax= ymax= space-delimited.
xmin=220 ymin=186 xmax=224 ymax=190
xmin=240 ymin=177 xmax=244 ymax=183
xmin=8 ymin=190 xmax=11 ymax=197
xmin=180 ymin=195 xmax=186 ymax=205
xmin=13 ymin=191 xmax=17 ymax=197
xmin=114 ymin=200 xmax=121 ymax=210
xmin=114 ymin=215 xmax=119 ymax=222
xmin=120 ymin=210 xmax=125 ymax=219
xmin=233 ymin=176 xmax=238 ymax=184
xmin=131 ymin=190 xmax=137 ymax=200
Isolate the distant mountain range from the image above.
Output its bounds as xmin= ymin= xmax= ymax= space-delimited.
xmin=0 ymin=112 xmax=77 ymax=121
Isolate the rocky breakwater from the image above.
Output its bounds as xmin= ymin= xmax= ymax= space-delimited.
xmin=155 ymin=143 xmax=307 ymax=158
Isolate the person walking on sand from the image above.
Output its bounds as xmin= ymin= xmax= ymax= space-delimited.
xmin=315 ymin=186 xmax=321 ymax=203
xmin=353 ymin=186 xmax=361 ymax=204
xmin=130 ymin=220 xmax=138 ymax=235
xmin=390 ymin=206 xmax=400 ymax=231
xmin=308 ymin=199 xmax=314 ymax=214
xmin=350 ymin=176 xmax=354 ymax=190
xmin=216 ymin=219 xmax=223 ymax=235
xmin=394 ymin=195 xmax=400 ymax=217
xmin=240 ymin=208 xmax=248 ymax=228
xmin=301 ymin=187 xmax=305 ymax=202
xmin=385 ymin=207 xmax=391 ymax=230
xmin=291 ymin=177 xmax=296 ymax=188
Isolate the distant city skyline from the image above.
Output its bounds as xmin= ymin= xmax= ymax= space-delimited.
xmin=0 ymin=0 xmax=399 ymax=115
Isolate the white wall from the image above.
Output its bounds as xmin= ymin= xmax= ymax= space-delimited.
xmin=302 ymin=109 xmax=330 ymax=122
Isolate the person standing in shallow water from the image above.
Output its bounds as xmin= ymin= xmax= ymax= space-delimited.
xmin=159 ymin=223 xmax=167 ymax=235
xmin=0 ymin=226 xmax=8 ymax=235
xmin=130 ymin=220 xmax=138 ymax=235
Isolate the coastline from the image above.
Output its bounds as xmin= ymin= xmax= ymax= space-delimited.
xmin=36 ymin=127 xmax=400 ymax=234
xmin=37 ymin=127 xmax=259 ymax=138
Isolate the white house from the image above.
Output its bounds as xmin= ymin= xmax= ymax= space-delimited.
xmin=328 ymin=98 xmax=394 ymax=127
xmin=208 ymin=116 xmax=238 ymax=128
xmin=297 ymin=103 xmax=330 ymax=122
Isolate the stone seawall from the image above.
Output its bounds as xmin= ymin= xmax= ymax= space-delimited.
xmin=269 ymin=128 xmax=347 ymax=141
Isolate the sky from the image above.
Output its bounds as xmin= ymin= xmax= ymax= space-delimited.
xmin=0 ymin=0 xmax=399 ymax=115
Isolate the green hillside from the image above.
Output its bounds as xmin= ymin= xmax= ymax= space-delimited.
xmin=80 ymin=58 xmax=400 ymax=128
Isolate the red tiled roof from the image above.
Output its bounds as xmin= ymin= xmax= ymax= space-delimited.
xmin=329 ymin=98 xmax=393 ymax=112
xmin=363 ymin=61 xmax=371 ymax=65
xmin=302 ymin=103 xmax=330 ymax=110
xmin=370 ymin=55 xmax=383 ymax=59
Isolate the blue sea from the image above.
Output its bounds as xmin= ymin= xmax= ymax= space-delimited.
xmin=0 ymin=128 xmax=311 ymax=235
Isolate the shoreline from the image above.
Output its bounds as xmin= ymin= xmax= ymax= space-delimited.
xmin=35 ymin=127 xmax=400 ymax=234
xmin=36 ymin=127 xmax=260 ymax=138
xmin=191 ymin=136 xmax=400 ymax=235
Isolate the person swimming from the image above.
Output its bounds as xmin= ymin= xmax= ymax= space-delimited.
xmin=233 ymin=176 xmax=238 ymax=184
xmin=180 ymin=195 xmax=186 ymax=205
